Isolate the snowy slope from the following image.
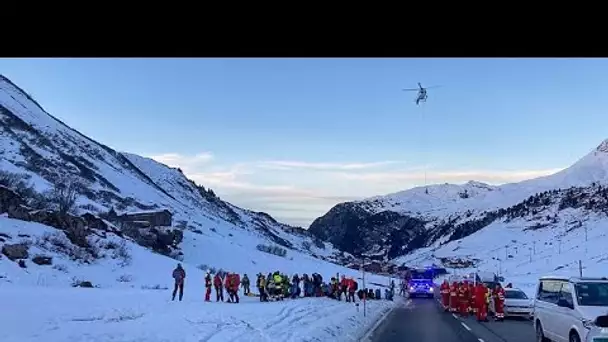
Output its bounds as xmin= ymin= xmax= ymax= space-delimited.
xmin=0 ymin=216 xmax=397 ymax=342
xmin=0 ymin=74 xmax=344 ymax=264
xmin=309 ymin=139 xmax=608 ymax=262
xmin=345 ymin=139 xmax=608 ymax=220
xmin=397 ymin=205 xmax=608 ymax=296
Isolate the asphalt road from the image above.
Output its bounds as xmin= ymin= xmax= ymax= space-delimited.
xmin=367 ymin=297 xmax=536 ymax=342
xmin=458 ymin=313 xmax=535 ymax=342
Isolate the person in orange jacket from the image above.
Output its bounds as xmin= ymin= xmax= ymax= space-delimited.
xmin=440 ymin=280 xmax=450 ymax=311
xmin=493 ymin=283 xmax=505 ymax=321
xmin=340 ymin=275 xmax=349 ymax=301
xmin=458 ymin=281 xmax=469 ymax=316
xmin=225 ymin=273 xmax=240 ymax=303
xmin=213 ymin=273 xmax=224 ymax=302
xmin=449 ymin=281 xmax=459 ymax=312
xmin=475 ymin=282 xmax=489 ymax=322
xmin=468 ymin=282 xmax=476 ymax=316
xmin=204 ymin=271 xmax=212 ymax=302
xmin=347 ymin=278 xmax=358 ymax=302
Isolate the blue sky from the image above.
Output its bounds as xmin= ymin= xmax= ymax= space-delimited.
xmin=2 ymin=58 xmax=608 ymax=227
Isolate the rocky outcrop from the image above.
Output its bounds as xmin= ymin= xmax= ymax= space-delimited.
xmin=2 ymin=243 xmax=29 ymax=261
xmin=308 ymin=202 xmax=428 ymax=259
xmin=29 ymin=210 xmax=90 ymax=248
xmin=32 ymin=255 xmax=53 ymax=265
xmin=0 ymin=186 xmax=25 ymax=216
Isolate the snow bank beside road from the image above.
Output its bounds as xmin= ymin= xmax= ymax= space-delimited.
xmin=0 ymin=286 xmax=397 ymax=342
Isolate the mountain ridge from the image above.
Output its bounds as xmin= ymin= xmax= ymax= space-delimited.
xmin=0 ymin=73 xmax=342 ymax=264
xmin=309 ymin=137 xmax=608 ymax=263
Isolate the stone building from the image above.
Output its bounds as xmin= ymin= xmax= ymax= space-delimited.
xmin=112 ymin=209 xmax=173 ymax=228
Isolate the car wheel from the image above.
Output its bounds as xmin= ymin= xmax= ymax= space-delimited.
xmin=535 ymin=321 xmax=549 ymax=342
xmin=569 ymin=331 xmax=581 ymax=342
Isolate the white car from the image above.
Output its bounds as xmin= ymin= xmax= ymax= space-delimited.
xmin=503 ymin=288 xmax=533 ymax=319
xmin=533 ymin=275 xmax=608 ymax=342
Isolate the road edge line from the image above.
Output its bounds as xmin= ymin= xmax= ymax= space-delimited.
xmin=357 ymin=303 xmax=397 ymax=342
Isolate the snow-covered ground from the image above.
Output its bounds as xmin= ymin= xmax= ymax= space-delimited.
xmin=397 ymin=207 xmax=608 ymax=297
xmin=0 ymin=216 xmax=397 ymax=341
xmin=0 ymin=287 xmax=396 ymax=342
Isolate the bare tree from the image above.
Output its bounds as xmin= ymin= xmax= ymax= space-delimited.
xmin=0 ymin=170 xmax=20 ymax=188
xmin=47 ymin=175 xmax=83 ymax=215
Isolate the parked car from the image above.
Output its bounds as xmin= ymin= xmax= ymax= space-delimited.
xmin=533 ymin=275 xmax=608 ymax=342
xmin=503 ymin=288 xmax=533 ymax=319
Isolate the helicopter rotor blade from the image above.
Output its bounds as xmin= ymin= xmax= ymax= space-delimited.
xmin=425 ymin=85 xmax=442 ymax=89
xmin=402 ymin=88 xmax=419 ymax=91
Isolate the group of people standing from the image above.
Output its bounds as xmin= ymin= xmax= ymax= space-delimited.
xmin=439 ymin=279 xmax=506 ymax=322
xmin=171 ymin=264 xmax=392 ymax=304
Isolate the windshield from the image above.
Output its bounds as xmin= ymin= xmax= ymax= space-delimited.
xmin=410 ymin=270 xmax=433 ymax=279
xmin=574 ymin=282 xmax=608 ymax=306
xmin=505 ymin=290 xmax=528 ymax=299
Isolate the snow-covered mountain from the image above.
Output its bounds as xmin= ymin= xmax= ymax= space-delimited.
xmin=0 ymin=74 xmax=347 ymax=261
xmin=0 ymin=74 xmax=394 ymax=342
xmin=309 ymin=138 xmax=608 ymax=264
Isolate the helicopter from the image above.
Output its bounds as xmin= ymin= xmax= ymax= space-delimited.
xmin=402 ymin=82 xmax=441 ymax=105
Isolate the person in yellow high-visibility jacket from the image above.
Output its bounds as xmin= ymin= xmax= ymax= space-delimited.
xmin=273 ymin=272 xmax=283 ymax=299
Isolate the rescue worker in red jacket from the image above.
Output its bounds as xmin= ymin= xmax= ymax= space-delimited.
xmin=340 ymin=275 xmax=349 ymax=301
xmin=225 ymin=273 xmax=240 ymax=303
xmin=440 ymin=280 xmax=450 ymax=310
xmin=171 ymin=263 xmax=186 ymax=301
xmin=458 ymin=281 xmax=469 ymax=316
xmin=213 ymin=273 xmax=224 ymax=302
xmin=449 ymin=281 xmax=459 ymax=312
xmin=347 ymin=277 xmax=357 ymax=302
xmin=224 ymin=273 xmax=236 ymax=303
xmin=468 ymin=282 xmax=476 ymax=316
xmin=493 ymin=283 xmax=506 ymax=321
xmin=475 ymin=282 xmax=489 ymax=322
xmin=204 ymin=271 xmax=212 ymax=302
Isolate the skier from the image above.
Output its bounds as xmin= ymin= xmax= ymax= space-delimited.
xmin=171 ymin=263 xmax=186 ymax=301
xmin=213 ymin=272 xmax=224 ymax=302
xmin=241 ymin=274 xmax=250 ymax=295
xmin=493 ymin=283 xmax=505 ymax=321
xmin=204 ymin=271 xmax=212 ymax=302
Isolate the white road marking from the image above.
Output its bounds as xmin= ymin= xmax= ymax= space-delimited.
xmin=478 ymin=339 xmax=485 ymax=342
xmin=461 ymin=322 xmax=472 ymax=331
xmin=452 ymin=313 xmax=459 ymax=319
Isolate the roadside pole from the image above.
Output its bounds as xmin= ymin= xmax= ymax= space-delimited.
xmin=362 ymin=265 xmax=367 ymax=317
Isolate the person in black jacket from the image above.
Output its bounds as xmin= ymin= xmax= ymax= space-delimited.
xmin=171 ymin=263 xmax=186 ymax=301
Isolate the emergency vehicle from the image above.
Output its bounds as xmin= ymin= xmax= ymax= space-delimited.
xmin=408 ymin=268 xmax=435 ymax=298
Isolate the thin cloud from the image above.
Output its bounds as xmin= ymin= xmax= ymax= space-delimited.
xmin=258 ymin=160 xmax=403 ymax=171
xmin=146 ymin=151 xmax=566 ymax=227
xmin=150 ymin=152 xmax=214 ymax=167
xmin=331 ymin=168 xmax=564 ymax=184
